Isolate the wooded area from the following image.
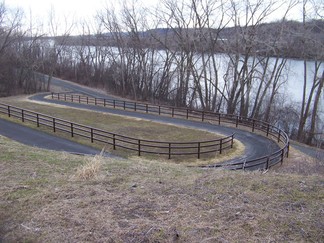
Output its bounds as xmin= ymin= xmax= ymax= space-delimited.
xmin=0 ymin=0 xmax=323 ymax=146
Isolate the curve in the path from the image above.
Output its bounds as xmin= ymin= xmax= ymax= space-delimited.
xmin=50 ymin=78 xmax=324 ymax=162
xmin=29 ymin=92 xmax=280 ymax=165
xmin=3 ymin=76 xmax=321 ymax=165
xmin=51 ymin=77 xmax=118 ymax=99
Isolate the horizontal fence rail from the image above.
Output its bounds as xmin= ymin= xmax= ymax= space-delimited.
xmin=0 ymin=103 xmax=234 ymax=159
xmin=50 ymin=92 xmax=290 ymax=170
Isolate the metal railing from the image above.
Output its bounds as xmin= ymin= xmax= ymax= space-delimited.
xmin=50 ymin=92 xmax=290 ymax=170
xmin=0 ymin=103 xmax=234 ymax=159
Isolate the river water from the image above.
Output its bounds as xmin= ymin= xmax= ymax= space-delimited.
xmin=285 ymin=59 xmax=324 ymax=125
xmin=60 ymin=45 xmax=324 ymax=122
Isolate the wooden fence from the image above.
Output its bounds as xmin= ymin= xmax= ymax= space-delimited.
xmin=0 ymin=103 xmax=234 ymax=159
xmin=50 ymin=92 xmax=290 ymax=170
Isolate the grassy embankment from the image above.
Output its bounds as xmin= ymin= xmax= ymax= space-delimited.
xmin=0 ymin=134 xmax=323 ymax=242
xmin=0 ymin=94 xmax=322 ymax=241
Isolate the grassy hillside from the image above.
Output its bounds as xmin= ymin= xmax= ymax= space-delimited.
xmin=0 ymin=135 xmax=323 ymax=242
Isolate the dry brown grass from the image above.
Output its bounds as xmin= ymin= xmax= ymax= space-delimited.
xmin=0 ymin=135 xmax=323 ymax=242
xmin=73 ymin=148 xmax=105 ymax=180
xmin=272 ymin=146 xmax=324 ymax=175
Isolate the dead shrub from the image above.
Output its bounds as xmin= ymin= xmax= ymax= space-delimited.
xmin=74 ymin=148 xmax=105 ymax=180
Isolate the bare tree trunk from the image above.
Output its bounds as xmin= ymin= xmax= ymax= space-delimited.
xmin=297 ymin=59 xmax=322 ymax=142
xmin=307 ymin=70 xmax=324 ymax=144
xmin=297 ymin=59 xmax=308 ymax=140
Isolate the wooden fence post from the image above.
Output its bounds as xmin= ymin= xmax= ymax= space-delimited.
xmin=53 ymin=118 xmax=56 ymax=133
xmin=7 ymin=106 xmax=10 ymax=117
xmin=71 ymin=123 xmax=74 ymax=137
xmin=281 ymin=149 xmax=284 ymax=164
xmin=168 ymin=143 xmax=171 ymax=159
xmin=197 ymin=142 xmax=201 ymax=159
xmin=266 ymin=157 xmax=269 ymax=170
xmin=90 ymin=128 xmax=93 ymax=143
xmin=219 ymin=139 xmax=223 ymax=154
xmin=113 ymin=134 xmax=116 ymax=150
xmin=36 ymin=114 xmax=39 ymax=127
xmin=138 ymin=140 xmax=141 ymax=156
xmin=21 ymin=110 xmax=24 ymax=122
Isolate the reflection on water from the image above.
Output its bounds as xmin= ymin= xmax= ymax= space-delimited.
xmin=57 ymin=45 xmax=324 ymax=121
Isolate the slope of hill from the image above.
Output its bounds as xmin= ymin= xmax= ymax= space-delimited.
xmin=0 ymin=135 xmax=323 ymax=242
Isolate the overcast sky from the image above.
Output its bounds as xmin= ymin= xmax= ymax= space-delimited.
xmin=7 ymin=0 xmax=161 ymax=18
xmin=7 ymin=0 xmax=115 ymax=21
xmin=6 ymin=0 xmax=313 ymax=35
xmin=6 ymin=0 xmax=161 ymax=34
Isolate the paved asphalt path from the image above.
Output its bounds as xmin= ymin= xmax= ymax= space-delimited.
xmin=0 ymin=118 xmax=117 ymax=158
xmin=27 ymin=77 xmax=280 ymax=164
xmin=32 ymin=92 xmax=280 ymax=162
xmin=51 ymin=76 xmax=119 ymax=99
xmin=2 ymin=76 xmax=322 ymax=163
xmin=291 ymin=142 xmax=324 ymax=160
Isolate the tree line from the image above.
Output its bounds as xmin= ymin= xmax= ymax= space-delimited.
xmin=0 ymin=0 xmax=323 ymax=146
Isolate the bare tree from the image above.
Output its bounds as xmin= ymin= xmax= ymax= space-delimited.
xmin=0 ymin=3 xmax=45 ymax=95
xmin=40 ymin=7 xmax=74 ymax=91
xmin=307 ymin=70 xmax=324 ymax=144
xmin=0 ymin=2 xmax=20 ymax=95
xmin=296 ymin=0 xmax=324 ymax=144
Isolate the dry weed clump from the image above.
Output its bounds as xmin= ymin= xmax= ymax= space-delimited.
xmin=74 ymin=148 xmax=105 ymax=180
